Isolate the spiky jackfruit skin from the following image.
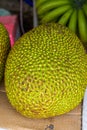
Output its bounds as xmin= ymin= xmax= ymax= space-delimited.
xmin=0 ymin=23 xmax=10 ymax=83
xmin=5 ymin=23 xmax=87 ymax=119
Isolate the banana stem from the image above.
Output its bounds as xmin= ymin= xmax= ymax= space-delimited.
xmin=73 ymin=0 xmax=86 ymax=8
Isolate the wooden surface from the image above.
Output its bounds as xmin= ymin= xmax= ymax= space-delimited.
xmin=0 ymin=81 xmax=82 ymax=130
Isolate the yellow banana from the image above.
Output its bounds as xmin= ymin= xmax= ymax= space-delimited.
xmin=78 ymin=9 xmax=87 ymax=43
xmin=40 ymin=5 xmax=71 ymax=23
xmin=37 ymin=0 xmax=70 ymax=16
xmin=58 ymin=8 xmax=73 ymax=25
xmin=68 ymin=9 xmax=77 ymax=33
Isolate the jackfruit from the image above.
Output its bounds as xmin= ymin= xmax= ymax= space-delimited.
xmin=0 ymin=23 xmax=10 ymax=83
xmin=5 ymin=23 xmax=87 ymax=119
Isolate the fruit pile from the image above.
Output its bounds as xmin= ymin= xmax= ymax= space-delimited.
xmin=36 ymin=0 xmax=87 ymax=46
xmin=0 ymin=12 xmax=87 ymax=119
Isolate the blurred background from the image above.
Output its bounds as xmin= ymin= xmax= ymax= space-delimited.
xmin=0 ymin=0 xmax=33 ymax=33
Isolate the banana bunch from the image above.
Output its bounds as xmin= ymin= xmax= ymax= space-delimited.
xmin=36 ymin=0 xmax=87 ymax=46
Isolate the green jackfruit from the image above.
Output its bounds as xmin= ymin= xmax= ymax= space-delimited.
xmin=5 ymin=23 xmax=87 ymax=119
xmin=0 ymin=23 xmax=10 ymax=83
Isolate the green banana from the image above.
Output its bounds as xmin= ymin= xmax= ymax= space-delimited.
xmin=40 ymin=5 xmax=71 ymax=23
xmin=37 ymin=0 xmax=70 ymax=16
xmin=78 ymin=9 xmax=87 ymax=43
xmin=82 ymin=3 xmax=87 ymax=16
xmin=58 ymin=8 xmax=73 ymax=25
xmin=36 ymin=0 xmax=69 ymax=8
xmin=36 ymin=0 xmax=47 ymax=9
xmin=68 ymin=9 xmax=77 ymax=33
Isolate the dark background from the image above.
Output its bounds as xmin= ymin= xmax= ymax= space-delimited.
xmin=0 ymin=0 xmax=33 ymax=33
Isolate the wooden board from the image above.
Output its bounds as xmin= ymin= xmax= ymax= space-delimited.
xmin=0 ymin=81 xmax=82 ymax=130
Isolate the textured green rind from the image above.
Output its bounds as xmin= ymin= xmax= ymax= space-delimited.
xmin=0 ymin=23 xmax=10 ymax=82
xmin=5 ymin=23 xmax=87 ymax=118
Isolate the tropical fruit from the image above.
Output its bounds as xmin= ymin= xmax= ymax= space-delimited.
xmin=0 ymin=23 xmax=10 ymax=83
xmin=36 ymin=0 xmax=87 ymax=46
xmin=5 ymin=23 xmax=87 ymax=119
